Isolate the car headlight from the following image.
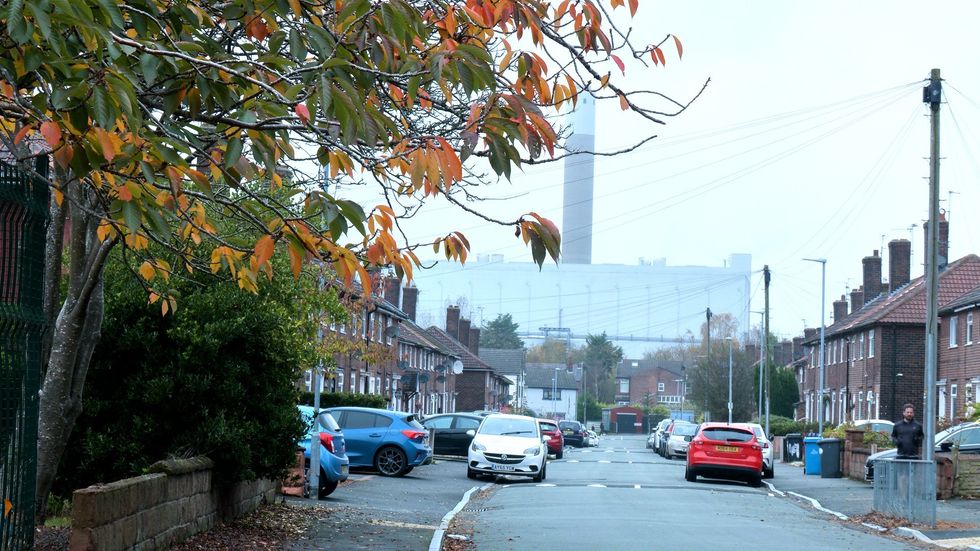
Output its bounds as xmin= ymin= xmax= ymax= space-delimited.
xmin=471 ymin=441 xmax=486 ymax=452
xmin=524 ymin=446 xmax=541 ymax=456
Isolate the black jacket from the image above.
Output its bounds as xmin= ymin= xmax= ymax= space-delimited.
xmin=891 ymin=418 xmax=924 ymax=458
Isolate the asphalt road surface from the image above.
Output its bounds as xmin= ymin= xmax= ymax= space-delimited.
xmin=286 ymin=434 xmax=927 ymax=550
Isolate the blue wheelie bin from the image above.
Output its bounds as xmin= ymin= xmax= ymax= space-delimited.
xmin=803 ymin=436 xmax=822 ymax=475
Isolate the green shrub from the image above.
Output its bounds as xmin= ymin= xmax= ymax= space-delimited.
xmin=863 ymin=431 xmax=894 ymax=449
xmin=767 ymin=415 xmax=801 ymax=436
xmin=299 ymin=391 xmax=387 ymax=409
xmin=822 ymin=422 xmax=854 ymax=439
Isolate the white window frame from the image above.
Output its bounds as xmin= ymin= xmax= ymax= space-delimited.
xmin=950 ymin=315 xmax=959 ymax=348
xmin=657 ymin=382 xmax=665 ymax=392
xmin=868 ymin=329 xmax=875 ymax=358
xmin=951 ymin=384 xmax=958 ymax=419
xmin=858 ymin=333 xmax=864 ymax=359
xmin=968 ymin=313 xmax=974 ymax=345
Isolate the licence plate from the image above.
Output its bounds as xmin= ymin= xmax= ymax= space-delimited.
xmin=563 ymin=429 xmax=573 ymax=434
xmin=716 ymin=445 xmax=739 ymax=453
xmin=341 ymin=464 xmax=349 ymax=475
xmin=492 ymin=464 xmax=516 ymax=471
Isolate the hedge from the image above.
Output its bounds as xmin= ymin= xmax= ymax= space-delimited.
xmin=299 ymin=391 xmax=387 ymax=409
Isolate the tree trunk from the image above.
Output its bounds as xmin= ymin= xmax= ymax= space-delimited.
xmin=34 ymin=180 xmax=113 ymax=521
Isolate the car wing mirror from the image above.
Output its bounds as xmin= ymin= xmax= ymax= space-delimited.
xmin=466 ymin=429 xmax=476 ymax=437
xmin=939 ymin=441 xmax=953 ymax=452
xmin=543 ymin=435 xmax=552 ymax=442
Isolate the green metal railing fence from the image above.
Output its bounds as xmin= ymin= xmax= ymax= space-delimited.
xmin=0 ymin=156 xmax=49 ymax=550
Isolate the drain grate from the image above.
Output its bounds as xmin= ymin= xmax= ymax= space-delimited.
xmin=464 ymin=507 xmax=493 ymax=513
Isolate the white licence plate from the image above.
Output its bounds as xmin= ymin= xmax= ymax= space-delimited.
xmin=492 ymin=464 xmax=516 ymax=471
xmin=341 ymin=464 xmax=349 ymax=475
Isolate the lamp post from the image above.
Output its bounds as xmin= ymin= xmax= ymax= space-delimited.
xmin=803 ymin=257 xmax=827 ymax=435
xmin=727 ymin=337 xmax=734 ymax=424
xmin=552 ymin=366 xmax=559 ymax=418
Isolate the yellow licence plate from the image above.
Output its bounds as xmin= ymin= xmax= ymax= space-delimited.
xmin=716 ymin=445 xmax=739 ymax=453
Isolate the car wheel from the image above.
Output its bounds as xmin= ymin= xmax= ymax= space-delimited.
xmin=375 ymin=446 xmax=408 ymax=477
xmin=685 ymin=468 xmax=696 ymax=482
xmin=749 ymin=476 xmax=763 ymax=488
xmin=556 ymin=448 xmax=563 ymax=460
xmin=533 ymin=462 xmax=546 ymax=482
xmin=318 ymin=477 xmax=339 ymax=499
xmin=763 ymin=466 xmax=773 ymax=479
xmin=467 ymin=467 xmax=478 ymax=479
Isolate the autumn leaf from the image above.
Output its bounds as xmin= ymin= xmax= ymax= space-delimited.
xmin=619 ymin=93 xmax=629 ymax=110
xmin=295 ymin=103 xmax=310 ymax=124
xmin=3 ymin=498 xmax=12 ymax=518
xmin=40 ymin=121 xmax=62 ymax=147
xmin=611 ymin=54 xmax=625 ymax=75
xmin=139 ymin=261 xmax=156 ymax=281
xmin=53 ymin=144 xmax=73 ymax=169
xmin=673 ymin=34 xmax=684 ymax=60
xmin=254 ymin=235 xmax=276 ymax=267
xmin=13 ymin=125 xmax=32 ymax=144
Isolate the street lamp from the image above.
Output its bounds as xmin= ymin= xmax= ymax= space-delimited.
xmin=552 ymin=366 xmax=560 ymax=418
xmin=727 ymin=337 xmax=734 ymax=424
xmin=803 ymin=257 xmax=827 ymax=435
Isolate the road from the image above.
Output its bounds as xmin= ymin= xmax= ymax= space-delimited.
xmin=287 ymin=434 xmax=926 ymax=550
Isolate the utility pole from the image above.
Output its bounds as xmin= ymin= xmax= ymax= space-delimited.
xmin=923 ymin=69 xmax=942 ymax=465
xmin=705 ymin=307 xmax=713 ymax=351
xmin=751 ymin=310 xmax=764 ymax=421
xmin=763 ymin=266 xmax=771 ymax=435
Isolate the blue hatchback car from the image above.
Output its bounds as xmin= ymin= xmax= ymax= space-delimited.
xmin=298 ymin=406 xmax=350 ymax=498
xmin=325 ymin=407 xmax=432 ymax=476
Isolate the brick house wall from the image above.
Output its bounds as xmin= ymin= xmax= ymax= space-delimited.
xmin=939 ymin=303 xmax=980 ymax=421
xmin=456 ymin=371 xmax=490 ymax=411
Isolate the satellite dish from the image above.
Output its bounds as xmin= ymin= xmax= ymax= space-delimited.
xmin=452 ymin=360 xmax=464 ymax=374
xmin=418 ymin=373 xmax=430 ymax=384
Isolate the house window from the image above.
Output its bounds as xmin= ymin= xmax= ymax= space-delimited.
xmin=968 ymin=313 xmax=974 ymax=345
xmin=858 ymin=333 xmax=864 ymax=359
xmin=657 ymin=382 xmax=665 ymax=392
xmin=950 ymin=315 xmax=959 ymax=348
xmin=543 ymin=388 xmax=562 ymax=400
xmin=868 ymin=329 xmax=875 ymax=358
xmin=951 ymin=384 xmax=958 ymax=419
xmin=618 ymin=379 xmax=629 ymax=394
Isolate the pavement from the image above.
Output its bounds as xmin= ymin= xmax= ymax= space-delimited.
xmin=768 ymin=461 xmax=980 ymax=549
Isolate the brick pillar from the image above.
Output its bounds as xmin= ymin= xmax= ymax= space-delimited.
xmin=863 ymin=250 xmax=882 ymax=302
xmin=850 ymin=287 xmax=864 ymax=314
xmin=469 ymin=328 xmax=480 ymax=356
xmin=833 ymin=295 xmax=848 ymax=323
xmin=888 ymin=239 xmax=911 ymax=291
xmin=383 ymin=277 xmax=400 ymax=308
xmin=402 ymin=286 xmax=418 ymax=322
xmin=458 ymin=318 xmax=471 ymax=347
xmin=446 ymin=306 xmax=460 ymax=338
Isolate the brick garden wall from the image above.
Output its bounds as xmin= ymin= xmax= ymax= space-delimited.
xmin=954 ymin=454 xmax=980 ymax=497
xmin=69 ymin=457 xmax=277 ymax=551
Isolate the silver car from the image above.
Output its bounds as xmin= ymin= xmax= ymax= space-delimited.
xmin=739 ymin=423 xmax=774 ymax=479
xmin=865 ymin=421 xmax=980 ymax=481
xmin=665 ymin=423 xmax=697 ymax=459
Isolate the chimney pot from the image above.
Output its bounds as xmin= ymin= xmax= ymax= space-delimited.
xmin=863 ymin=251 xmax=883 ymax=303
xmin=458 ymin=318 xmax=471 ymax=347
xmin=402 ymin=286 xmax=418 ymax=322
xmin=446 ymin=306 xmax=461 ymax=338
xmin=888 ymin=239 xmax=911 ymax=291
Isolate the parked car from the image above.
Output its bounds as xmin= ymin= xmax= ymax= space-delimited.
xmin=585 ymin=429 xmax=599 ymax=447
xmin=646 ymin=430 xmax=658 ymax=449
xmin=686 ymin=423 xmax=764 ymax=487
xmin=652 ymin=419 xmax=671 ymax=452
xmin=665 ymin=423 xmax=697 ymax=459
xmin=538 ymin=419 xmax=565 ymax=458
xmin=865 ymin=421 xmax=980 ymax=481
xmin=852 ymin=419 xmax=895 ymax=434
xmin=737 ymin=423 xmax=774 ymax=479
xmin=659 ymin=420 xmax=694 ymax=457
xmin=559 ymin=420 xmax=587 ymax=448
xmin=297 ymin=406 xmax=349 ymax=498
xmin=422 ymin=413 xmax=484 ymax=457
xmin=325 ymin=406 xmax=431 ymax=477
xmin=467 ymin=414 xmax=549 ymax=482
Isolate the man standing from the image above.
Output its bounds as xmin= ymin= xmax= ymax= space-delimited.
xmin=891 ymin=403 xmax=925 ymax=459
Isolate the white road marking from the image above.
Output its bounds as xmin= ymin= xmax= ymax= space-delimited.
xmin=588 ymin=484 xmax=606 ymax=488
xmin=536 ymin=483 xmax=557 ymax=487
xmin=598 ymin=460 xmax=611 ymax=463
xmin=786 ymin=491 xmax=849 ymax=520
xmin=567 ymin=460 xmax=579 ymax=463
xmin=634 ymin=484 xmax=641 ymax=489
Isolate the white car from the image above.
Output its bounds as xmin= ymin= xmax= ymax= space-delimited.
xmin=586 ymin=430 xmax=599 ymax=447
xmin=739 ymin=423 xmax=774 ymax=478
xmin=852 ymin=419 xmax=894 ymax=434
xmin=466 ymin=414 xmax=549 ymax=482
xmin=664 ymin=423 xmax=697 ymax=459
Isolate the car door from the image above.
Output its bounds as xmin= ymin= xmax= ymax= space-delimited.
xmin=451 ymin=416 xmax=482 ymax=456
xmin=422 ymin=415 xmax=455 ymax=455
xmin=334 ymin=410 xmax=389 ymax=467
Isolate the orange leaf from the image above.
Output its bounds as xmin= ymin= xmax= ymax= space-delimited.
xmin=40 ymin=122 xmax=61 ymax=148
xmin=161 ymin=298 xmax=170 ymax=316
xmin=139 ymin=261 xmax=156 ymax=281
xmin=287 ymin=242 xmax=303 ymax=278
xmin=655 ymin=47 xmax=667 ymax=66
xmin=611 ymin=54 xmax=625 ymax=76
xmin=53 ymin=144 xmax=74 ymax=169
xmin=13 ymin=125 xmax=32 ymax=145
xmin=117 ymin=184 xmax=133 ymax=201
xmin=673 ymin=35 xmax=684 ymax=60
xmin=254 ymin=235 xmax=275 ymax=266
xmin=295 ymin=103 xmax=310 ymax=124
xmin=94 ymin=128 xmax=116 ymax=162
xmin=619 ymin=93 xmax=629 ymax=111
xmin=628 ymin=0 xmax=639 ymax=16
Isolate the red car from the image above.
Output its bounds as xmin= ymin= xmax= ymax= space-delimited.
xmin=538 ymin=419 xmax=565 ymax=459
xmin=685 ymin=423 xmax=763 ymax=487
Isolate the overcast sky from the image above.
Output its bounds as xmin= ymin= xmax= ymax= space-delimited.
xmin=393 ymin=1 xmax=980 ymax=340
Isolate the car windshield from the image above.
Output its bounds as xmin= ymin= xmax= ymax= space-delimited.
xmin=481 ymin=417 xmax=537 ymax=437
xmin=701 ymin=428 xmax=753 ymax=442
xmin=673 ymin=425 xmax=697 ymax=436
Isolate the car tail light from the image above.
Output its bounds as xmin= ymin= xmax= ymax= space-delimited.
xmin=762 ymin=442 xmax=769 ymax=449
xmin=319 ymin=432 xmax=335 ymax=453
xmin=751 ymin=444 xmax=761 ymax=451
xmin=402 ymin=429 xmax=427 ymax=442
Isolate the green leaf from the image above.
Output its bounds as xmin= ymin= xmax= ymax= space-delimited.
xmin=140 ymin=54 xmax=159 ymax=86
xmin=288 ymin=28 xmax=307 ymax=60
xmin=225 ymin=137 xmax=243 ymax=168
xmin=26 ymin=3 xmax=51 ymax=40
xmin=94 ymin=0 xmax=125 ymax=28
xmin=91 ymin=86 xmax=114 ymax=129
xmin=122 ymin=200 xmax=142 ymax=235
xmin=145 ymin=206 xmax=170 ymax=241
xmin=335 ymin=199 xmax=365 ymax=237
